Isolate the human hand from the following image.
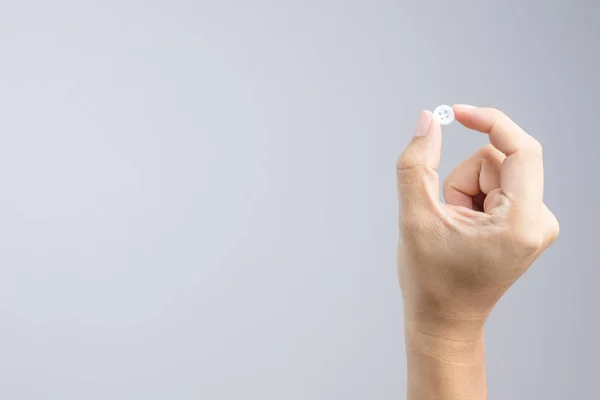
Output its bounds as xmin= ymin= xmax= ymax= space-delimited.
xmin=396 ymin=105 xmax=559 ymax=337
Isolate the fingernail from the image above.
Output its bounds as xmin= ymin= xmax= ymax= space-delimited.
xmin=415 ymin=111 xmax=432 ymax=137
xmin=454 ymin=104 xmax=477 ymax=111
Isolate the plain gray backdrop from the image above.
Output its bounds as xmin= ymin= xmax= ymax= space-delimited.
xmin=0 ymin=1 xmax=597 ymax=399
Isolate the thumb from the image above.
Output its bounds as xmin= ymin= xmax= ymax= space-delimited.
xmin=396 ymin=111 xmax=442 ymax=212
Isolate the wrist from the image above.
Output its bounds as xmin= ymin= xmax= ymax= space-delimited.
xmin=404 ymin=320 xmax=488 ymax=400
xmin=403 ymin=303 xmax=487 ymax=343
xmin=404 ymin=319 xmax=485 ymax=364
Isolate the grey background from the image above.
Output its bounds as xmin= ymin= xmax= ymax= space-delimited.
xmin=0 ymin=1 xmax=597 ymax=399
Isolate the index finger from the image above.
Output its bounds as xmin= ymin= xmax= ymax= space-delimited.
xmin=452 ymin=105 xmax=544 ymax=217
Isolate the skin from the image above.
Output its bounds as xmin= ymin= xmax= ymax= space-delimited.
xmin=396 ymin=105 xmax=559 ymax=399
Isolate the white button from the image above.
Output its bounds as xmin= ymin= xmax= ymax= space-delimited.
xmin=433 ymin=105 xmax=454 ymax=125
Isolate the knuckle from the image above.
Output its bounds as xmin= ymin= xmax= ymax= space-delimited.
xmin=397 ymin=164 xmax=437 ymax=185
xmin=477 ymin=144 xmax=505 ymax=165
xmin=481 ymin=107 xmax=507 ymax=120
xmin=396 ymin=149 xmax=426 ymax=173
xmin=529 ymin=138 xmax=543 ymax=155
xmin=521 ymin=135 xmax=543 ymax=153
xmin=487 ymin=108 xmax=514 ymax=129
xmin=513 ymin=228 xmax=544 ymax=254
xmin=396 ymin=153 xmax=412 ymax=171
xmin=478 ymin=143 xmax=497 ymax=156
xmin=548 ymin=216 xmax=560 ymax=242
xmin=519 ymin=139 xmax=544 ymax=163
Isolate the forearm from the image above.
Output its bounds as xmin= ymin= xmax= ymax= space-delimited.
xmin=404 ymin=311 xmax=487 ymax=400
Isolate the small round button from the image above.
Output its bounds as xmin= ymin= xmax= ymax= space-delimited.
xmin=433 ymin=105 xmax=454 ymax=125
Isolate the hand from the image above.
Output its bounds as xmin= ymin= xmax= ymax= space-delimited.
xmin=397 ymin=105 xmax=560 ymax=399
xmin=396 ymin=105 xmax=559 ymax=336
